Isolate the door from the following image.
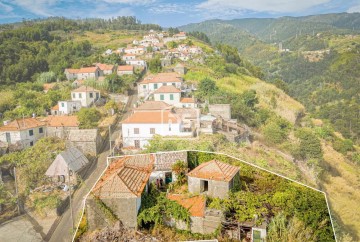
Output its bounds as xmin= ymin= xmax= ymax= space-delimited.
xmin=5 ymin=132 xmax=11 ymax=143
xmin=134 ymin=140 xmax=140 ymax=148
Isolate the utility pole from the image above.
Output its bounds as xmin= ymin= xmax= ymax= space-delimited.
xmin=109 ymin=125 xmax=112 ymax=156
xmin=68 ymin=167 xmax=74 ymax=231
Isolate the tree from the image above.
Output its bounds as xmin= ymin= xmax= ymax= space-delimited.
xmin=197 ymin=78 xmax=218 ymax=99
xmin=77 ymin=107 xmax=101 ymax=129
xmin=295 ymin=128 xmax=323 ymax=160
xmin=37 ymin=71 xmax=56 ymax=84
xmin=148 ymin=57 xmax=162 ymax=73
xmin=167 ymin=41 xmax=178 ymax=49
xmin=262 ymin=117 xmax=291 ymax=145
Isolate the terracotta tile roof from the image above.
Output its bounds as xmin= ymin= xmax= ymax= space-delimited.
xmin=140 ymin=72 xmax=182 ymax=84
xmin=124 ymin=53 xmax=136 ymax=56
xmin=167 ymin=194 xmax=205 ymax=217
xmin=71 ymin=86 xmax=100 ymax=93
xmin=43 ymin=83 xmax=56 ymax=91
xmin=187 ymin=160 xmax=239 ymax=182
xmin=65 ymin=68 xmax=80 ymax=74
xmin=96 ymin=63 xmax=114 ymax=71
xmin=44 ymin=115 xmax=79 ymax=127
xmin=0 ymin=118 xmax=45 ymax=131
xmin=117 ymin=65 xmax=134 ymax=71
xmin=135 ymin=101 xmax=172 ymax=111
xmin=51 ymin=104 xmax=59 ymax=111
xmin=122 ymin=110 xmax=179 ymax=124
xmin=154 ymin=85 xmax=181 ymax=94
xmin=92 ymin=155 xmax=154 ymax=198
xmin=180 ymin=97 xmax=195 ymax=103
xmin=65 ymin=67 xmax=99 ymax=74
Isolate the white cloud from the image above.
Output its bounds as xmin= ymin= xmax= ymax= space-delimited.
xmin=10 ymin=0 xmax=59 ymax=16
xmin=347 ymin=4 xmax=360 ymax=13
xmin=197 ymin=0 xmax=331 ymax=14
xmin=100 ymin=0 xmax=156 ymax=5
xmin=0 ymin=2 xmax=14 ymax=13
xmin=149 ymin=3 xmax=187 ymax=14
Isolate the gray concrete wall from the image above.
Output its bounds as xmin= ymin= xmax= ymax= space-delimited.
xmin=101 ymin=197 xmax=138 ymax=229
xmin=188 ymin=177 xmax=230 ymax=199
xmin=47 ymin=127 xmax=78 ymax=139
xmin=86 ymin=197 xmax=114 ymax=231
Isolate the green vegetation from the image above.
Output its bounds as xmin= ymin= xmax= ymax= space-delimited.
xmin=148 ymin=57 xmax=162 ymax=73
xmin=77 ymin=107 xmax=102 ymax=129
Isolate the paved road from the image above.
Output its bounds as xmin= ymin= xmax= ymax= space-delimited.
xmin=48 ymin=87 xmax=138 ymax=242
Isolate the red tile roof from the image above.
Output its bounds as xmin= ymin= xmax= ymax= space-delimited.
xmin=154 ymin=85 xmax=181 ymax=94
xmin=92 ymin=155 xmax=154 ymax=198
xmin=65 ymin=67 xmax=99 ymax=74
xmin=180 ymin=97 xmax=195 ymax=103
xmin=122 ymin=110 xmax=179 ymax=124
xmin=71 ymin=86 xmax=100 ymax=93
xmin=0 ymin=118 xmax=45 ymax=131
xmin=167 ymin=194 xmax=205 ymax=217
xmin=96 ymin=63 xmax=114 ymax=71
xmin=187 ymin=160 xmax=239 ymax=182
xmin=140 ymin=72 xmax=182 ymax=84
xmin=43 ymin=83 xmax=57 ymax=91
xmin=117 ymin=65 xmax=134 ymax=71
xmin=44 ymin=115 xmax=79 ymax=127
xmin=51 ymin=104 xmax=59 ymax=111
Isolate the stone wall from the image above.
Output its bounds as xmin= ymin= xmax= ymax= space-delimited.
xmin=208 ymin=104 xmax=231 ymax=120
xmin=86 ymin=197 xmax=115 ymax=231
xmin=188 ymin=176 xmax=230 ymax=199
xmin=101 ymin=197 xmax=138 ymax=229
xmin=154 ymin=151 xmax=188 ymax=171
xmin=47 ymin=127 xmax=79 ymax=139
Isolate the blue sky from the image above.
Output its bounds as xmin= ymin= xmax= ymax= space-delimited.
xmin=0 ymin=0 xmax=359 ymax=27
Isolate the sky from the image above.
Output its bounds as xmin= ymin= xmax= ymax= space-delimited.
xmin=0 ymin=0 xmax=359 ymax=27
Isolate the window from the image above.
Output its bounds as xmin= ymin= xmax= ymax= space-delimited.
xmin=154 ymin=83 xmax=158 ymax=89
xmin=170 ymin=94 xmax=174 ymax=100
xmin=96 ymin=93 xmax=99 ymax=99
xmin=172 ymin=83 xmax=175 ymax=86
xmin=160 ymin=94 xmax=164 ymax=100
xmin=29 ymin=130 xmax=34 ymax=136
xmin=72 ymin=93 xmax=75 ymax=98
xmin=30 ymin=141 xmax=34 ymax=146
xmin=5 ymin=132 xmax=11 ymax=143
xmin=143 ymin=85 xmax=146 ymax=89
xmin=134 ymin=128 xmax=139 ymax=134
xmin=150 ymin=128 xmax=155 ymax=134
xmin=39 ymin=127 xmax=43 ymax=134
xmin=61 ymin=102 xmax=65 ymax=107
xmin=163 ymin=82 xmax=167 ymax=86
xmin=201 ymin=180 xmax=208 ymax=192
xmin=79 ymin=93 xmax=82 ymax=98
xmin=134 ymin=140 xmax=140 ymax=148
xmin=89 ymin=92 xmax=93 ymax=98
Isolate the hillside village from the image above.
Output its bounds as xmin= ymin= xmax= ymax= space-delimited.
xmin=0 ymin=28 xmax=337 ymax=242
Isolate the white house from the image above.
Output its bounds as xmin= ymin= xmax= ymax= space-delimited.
xmin=64 ymin=67 xmax=101 ymax=81
xmin=0 ymin=118 xmax=46 ymax=149
xmin=122 ymin=54 xmax=136 ymax=61
xmin=124 ymin=46 xmax=146 ymax=55
xmin=96 ymin=63 xmax=115 ymax=75
xmin=138 ymin=72 xmax=183 ymax=98
xmin=153 ymin=85 xmax=181 ymax=106
xmin=125 ymin=59 xmax=147 ymax=68
xmin=121 ymin=110 xmax=192 ymax=148
xmin=176 ymin=97 xmax=197 ymax=108
xmin=51 ymin=100 xmax=82 ymax=115
xmin=117 ymin=65 xmax=134 ymax=75
xmin=71 ymin=86 xmax=101 ymax=107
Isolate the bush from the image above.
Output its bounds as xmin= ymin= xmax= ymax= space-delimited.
xmin=77 ymin=107 xmax=101 ymax=129
xmin=295 ymin=128 xmax=323 ymax=160
xmin=262 ymin=117 xmax=291 ymax=145
xmin=333 ymin=138 xmax=354 ymax=154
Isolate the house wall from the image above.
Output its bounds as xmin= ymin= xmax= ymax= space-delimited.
xmin=58 ymin=101 xmax=82 ymax=115
xmin=187 ymin=176 xmax=230 ymax=199
xmin=0 ymin=126 xmax=45 ymax=148
xmin=154 ymin=151 xmax=187 ymax=171
xmin=208 ymin=104 xmax=231 ymax=120
xmin=175 ymin=102 xmax=196 ymax=108
xmin=137 ymin=82 xmax=182 ymax=98
xmin=71 ymin=91 xmax=100 ymax=107
xmin=117 ymin=70 xmax=134 ymax=75
xmin=121 ymin=122 xmax=191 ymax=148
xmin=65 ymin=72 xmax=77 ymax=81
xmin=76 ymin=71 xmax=100 ymax=80
xmin=154 ymin=92 xmax=181 ymax=105
xmin=101 ymin=197 xmax=139 ymax=229
xmin=86 ymin=197 xmax=115 ymax=231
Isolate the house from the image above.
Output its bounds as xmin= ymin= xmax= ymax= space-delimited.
xmin=153 ymin=85 xmax=181 ymax=106
xmin=122 ymin=53 xmax=136 ymax=61
xmin=51 ymin=100 xmax=82 ymax=115
xmin=174 ymin=63 xmax=187 ymax=75
xmin=87 ymin=155 xmax=154 ymax=229
xmin=64 ymin=67 xmax=101 ymax=81
xmin=0 ymin=118 xmax=46 ymax=149
xmin=45 ymin=147 xmax=90 ymax=184
xmin=117 ymin=65 xmax=134 ymax=75
xmin=43 ymin=83 xmax=57 ymax=93
xmin=44 ymin=115 xmax=79 ymax=139
xmin=72 ymin=79 xmax=85 ymax=88
xmin=137 ymin=72 xmax=183 ymax=98
xmin=125 ymin=59 xmax=147 ymax=68
xmin=71 ymin=86 xmax=100 ymax=107
xmin=96 ymin=63 xmax=115 ymax=75
xmin=187 ymin=160 xmax=240 ymax=199
xmin=177 ymin=97 xmax=197 ymax=108
xmin=124 ymin=46 xmax=146 ymax=55
xmin=174 ymin=32 xmax=187 ymax=40
xmin=67 ymin=129 xmax=102 ymax=156
xmin=200 ymin=114 xmax=216 ymax=134
xmin=121 ymin=110 xmax=192 ymax=148
xmin=161 ymin=56 xmax=172 ymax=67
xmin=166 ymin=194 xmax=223 ymax=234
